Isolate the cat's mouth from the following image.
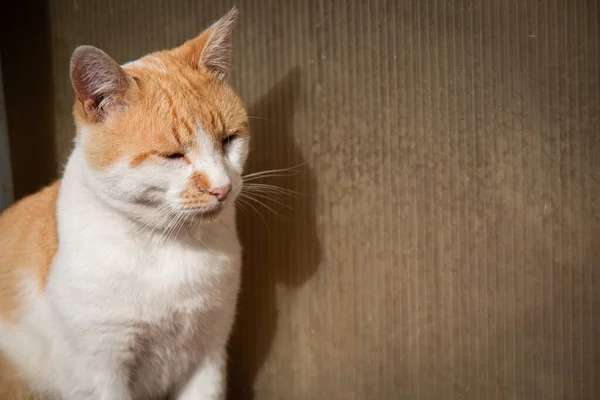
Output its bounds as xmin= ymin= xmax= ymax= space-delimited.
xmin=181 ymin=202 xmax=224 ymax=219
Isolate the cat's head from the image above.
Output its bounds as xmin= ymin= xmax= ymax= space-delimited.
xmin=69 ymin=8 xmax=248 ymax=228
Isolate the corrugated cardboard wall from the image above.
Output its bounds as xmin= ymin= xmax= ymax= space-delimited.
xmin=2 ymin=0 xmax=599 ymax=399
xmin=0 ymin=60 xmax=13 ymax=212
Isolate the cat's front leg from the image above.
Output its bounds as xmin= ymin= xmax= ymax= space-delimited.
xmin=174 ymin=349 xmax=227 ymax=400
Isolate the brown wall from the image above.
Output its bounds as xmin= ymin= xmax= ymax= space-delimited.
xmin=0 ymin=1 xmax=56 ymax=200
xmin=2 ymin=0 xmax=600 ymax=399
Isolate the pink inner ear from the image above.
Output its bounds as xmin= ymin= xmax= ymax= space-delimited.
xmin=83 ymin=99 xmax=100 ymax=116
xmin=169 ymin=7 xmax=238 ymax=79
xmin=198 ymin=8 xmax=238 ymax=79
xmin=70 ymin=45 xmax=130 ymax=118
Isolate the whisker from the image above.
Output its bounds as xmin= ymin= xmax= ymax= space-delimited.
xmin=236 ymin=196 xmax=270 ymax=230
xmin=242 ymin=163 xmax=306 ymax=179
xmin=158 ymin=211 xmax=185 ymax=248
xmin=247 ymin=115 xmax=275 ymax=122
xmin=170 ymin=213 xmax=189 ymax=244
xmin=135 ymin=208 xmax=175 ymax=250
xmin=156 ymin=215 xmax=176 ymax=249
xmin=239 ymin=193 xmax=287 ymax=220
xmin=235 ymin=199 xmax=248 ymax=212
xmin=242 ymin=189 xmax=289 ymax=203
xmin=168 ymin=213 xmax=186 ymax=242
xmin=240 ymin=191 xmax=294 ymax=210
xmin=243 ymin=183 xmax=306 ymax=196
xmin=132 ymin=205 xmax=170 ymax=237
xmin=242 ymin=173 xmax=300 ymax=182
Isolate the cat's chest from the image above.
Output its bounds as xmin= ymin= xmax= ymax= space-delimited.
xmin=89 ymin=246 xmax=239 ymax=397
xmin=126 ymin=310 xmax=209 ymax=398
xmin=51 ymin=231 xmax=241 ymax=355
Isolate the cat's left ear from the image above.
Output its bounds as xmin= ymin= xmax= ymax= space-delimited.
xmin=173 ymin=7 xmax=239 ymax=80
xmin=70 ymin=46 xmax=132 ymax=122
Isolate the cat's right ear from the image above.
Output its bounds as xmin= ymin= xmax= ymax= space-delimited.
xmin=70 ymin=46 xmax=131 ymax=122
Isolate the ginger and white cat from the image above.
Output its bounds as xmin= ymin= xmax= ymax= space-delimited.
xmin=0 ymin=8 xmax=248 ymax=399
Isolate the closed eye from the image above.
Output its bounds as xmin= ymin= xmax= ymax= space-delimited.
xmin=163 ymin=152 xmax=185 ymax=160
xmin=222 ymin=134 xmax=238 ymax=149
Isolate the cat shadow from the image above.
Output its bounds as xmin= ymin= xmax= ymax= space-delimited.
xmin=227 ymin=67 xmax=321 ymax=399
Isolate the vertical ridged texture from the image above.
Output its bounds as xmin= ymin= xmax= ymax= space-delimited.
xmin=0 ymin=60 xmax=13 ymax=211
xmin=38 ymin=0 xmax=600 ymax=398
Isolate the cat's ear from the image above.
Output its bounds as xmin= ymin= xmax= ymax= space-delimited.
xmin=70 ymin=45 xmax=131 ymax=122
xmin=173 ymin=7 xmax=239 ymax=80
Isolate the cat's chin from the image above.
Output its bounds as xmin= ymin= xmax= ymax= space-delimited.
xmin=181 ymin=203 xmax=225 ymax=221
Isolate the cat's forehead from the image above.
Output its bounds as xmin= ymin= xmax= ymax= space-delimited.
xmin=124 ymin=55 xmax=210 ymax=110
xmin=123 ymin=53 xmax=247 ymax=136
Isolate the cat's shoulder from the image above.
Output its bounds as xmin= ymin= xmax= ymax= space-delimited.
xmin=0 ymin=180 xmax=61 ymax=241
xmin=0 ymin=180 xmax=61 ymax=319
xmin=1 ymin=180 xmax=61 ymax=218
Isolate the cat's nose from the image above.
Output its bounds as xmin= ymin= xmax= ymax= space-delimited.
xmin=210 ymin=184 xmax=231 ymax=201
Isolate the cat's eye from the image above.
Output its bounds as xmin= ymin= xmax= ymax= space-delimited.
xmin=163 ymin=152 xmax=185 ymax=160
xmin=222 ymin=134 xmax=238 ymax=148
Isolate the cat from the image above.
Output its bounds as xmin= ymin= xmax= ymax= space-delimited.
xmin=0 ymin=7 xmax=248 ymax=400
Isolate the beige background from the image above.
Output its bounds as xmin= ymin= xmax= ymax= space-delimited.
xmin=1 ymin=0 xmax=599 ymax=399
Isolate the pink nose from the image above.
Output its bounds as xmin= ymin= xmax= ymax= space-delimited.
xmin=210 ymin=184 xmax=231 ymax=201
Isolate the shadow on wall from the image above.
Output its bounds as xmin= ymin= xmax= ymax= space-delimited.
xmin=0 ymin=0 xmax=57 ymax=200
xmin=227 ymin=68 xmax=322 ymax=399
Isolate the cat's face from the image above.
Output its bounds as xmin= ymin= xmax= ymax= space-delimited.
xmin=70 ymin=9 xmax=248 ymax=227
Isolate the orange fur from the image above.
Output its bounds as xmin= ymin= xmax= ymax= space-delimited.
xmin=0 ymin=16 xmax=249 ymax=323
xmin=190 ymin=171 xmax=211 ymax=192
xmin=181 ymin=172 xmax=216 ymax=210
xmin=76 ymin=48 xmax=249 ymax=173
xmin=0 ymin=355 xmax=36 ymax=400
xmin=0 ymin=10 xmax=247 ymax=397
xmin=70 ymin=34 xmax=249 ymax=212
xmin=0 ymin=181 xmax=60 ymax=321
xmin=0 ymin=183 xmax=59 ymax=398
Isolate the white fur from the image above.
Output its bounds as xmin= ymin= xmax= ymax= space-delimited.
xmin=0 ymin=122 xmax=249 ymax=399
xmin=123 ymin=56 xmax=168 ymax=74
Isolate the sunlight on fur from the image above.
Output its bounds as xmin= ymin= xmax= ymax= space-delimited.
xmin=0 ymin=7 xmax=288 ymax=400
